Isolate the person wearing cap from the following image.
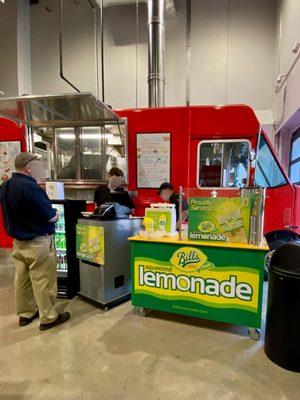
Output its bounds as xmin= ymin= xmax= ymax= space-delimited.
xmin=158 ymin=182 xmax=188 ymax=229
xmin=0 ymin=152 xmax=70 ymax=331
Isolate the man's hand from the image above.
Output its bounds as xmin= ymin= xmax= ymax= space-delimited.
xmin=49 ymin=211 xmax=59 ymax=223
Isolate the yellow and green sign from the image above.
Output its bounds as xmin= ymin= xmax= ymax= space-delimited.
xmin=76 ymin=224 xmax=105 ymax=265
xmin=188 ymin=197 xmax=252 ymax=244
xmin=145 ymin=207 xmax=176 ymax=235
xmin=131 ymin=241 xmax=265 ymax=328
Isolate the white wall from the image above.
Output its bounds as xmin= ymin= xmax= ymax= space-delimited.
xmin=271 ymin=0 xmax=300 ymax=170
xmin=273 ymin=0 xmax=300 ymax=126
xmin=17 ymin=0 xmax=32 ymax=96
xmin=28 ymin=0 xmax=279 ymax=118
xmin=0 ymin=0 xmax=32 ymax=97
xmin=191 ymin=0 xmax=277 ymax=113
xmin=102 ymin=3 xmax=148 ymax=108
xmin=1 ymin=0 xmax=279 ymax=124
xmin=0 ymin=0 xmax=18 ymax=96
xmin=30 ymin=0 xmax=97 ymax=95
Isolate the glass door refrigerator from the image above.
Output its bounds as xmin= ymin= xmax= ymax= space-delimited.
xmin=52 ymin=200 xmax=86 ymax=298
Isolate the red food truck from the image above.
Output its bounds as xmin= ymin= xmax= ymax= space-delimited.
xmin=117 ymin=104 xmax=300 ymax=249
xmin=0 ymin=104 xmax=299 ymax=250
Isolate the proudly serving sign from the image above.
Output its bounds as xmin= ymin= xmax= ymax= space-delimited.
xmin=131 ymin=241 xmax=265 ymax=328
xmin=188 ymin=197 xmax=252 ymax=244
xmin=76 ymin=224 xmax=105 ymax=265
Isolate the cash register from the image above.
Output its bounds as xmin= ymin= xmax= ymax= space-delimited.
xmin=93 ymin=191 xmax=132 ymax=220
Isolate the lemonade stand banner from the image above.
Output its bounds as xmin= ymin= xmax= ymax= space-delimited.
xmin=76 ymin=224 xmax=105 ymax=265
xmin=188 ymin=197 xmax=252 ymax=244
xmin=131 ymin=241 xmax=265 ymax=328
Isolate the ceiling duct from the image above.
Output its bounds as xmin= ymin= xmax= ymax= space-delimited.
xmin=102 ymin=0 xmax=174 ymax=17
xmin=147 ymin=0 xmax=165 ymax=107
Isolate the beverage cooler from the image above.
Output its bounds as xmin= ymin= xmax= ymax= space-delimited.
xmin=52 ymin=200 xmax=86 ymax=298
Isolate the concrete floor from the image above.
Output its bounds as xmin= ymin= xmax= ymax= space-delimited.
xmin=0 ymin=249 xmax=299 ymax=400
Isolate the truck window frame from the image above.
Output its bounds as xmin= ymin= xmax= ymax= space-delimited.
xmin=255 ymin=132 xmax=289 ymax=188
xmin=289 ymin=128 xmax=300 ymax=185
xmin=196 ymin=139 xmax=251 ymax=190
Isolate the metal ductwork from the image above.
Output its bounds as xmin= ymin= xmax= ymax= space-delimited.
xmin=147 ymin=0 xmax=165 ymax=107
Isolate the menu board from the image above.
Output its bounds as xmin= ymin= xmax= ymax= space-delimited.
xmin=137 ymin=133 xmax=171 ymax=188
xmin=0 ymin=141 xmax=21 ymax=184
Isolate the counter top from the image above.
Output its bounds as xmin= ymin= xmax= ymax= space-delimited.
xmin=128 ymin=235 xmax=269 ymax=251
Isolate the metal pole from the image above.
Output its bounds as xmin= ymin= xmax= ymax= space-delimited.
xmin=75 ymin=126 xmax=81 ymax=180
xmin=185 ymin=0 xmax=191 ymax=106
xmin=178 ymin=185 xmax=183 ymax=240
xmin=100 ymin=0 xmax=105 ymax=103
xmin=147 ymin=0 xmax=166 ymax=107
xmin=92 ymin=0 xmax=100 ymax=99
xmin=135 ymin=0 xmax=139 ymax=108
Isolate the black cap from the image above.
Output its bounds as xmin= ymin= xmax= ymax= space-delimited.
xmin=157 ymin=182 xmax=174 ymax=195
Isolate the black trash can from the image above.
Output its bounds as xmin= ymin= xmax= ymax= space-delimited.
xmin=264 ymin=241 xmax=300 ymax=372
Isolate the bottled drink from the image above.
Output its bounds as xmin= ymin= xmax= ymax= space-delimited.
xmin=158 ymin=214 xmax=167 ymax=233
xmin=63 ymin=254 xmax=68 ymax=270
xmin=62 ymin=235 xmax=66 ymax=250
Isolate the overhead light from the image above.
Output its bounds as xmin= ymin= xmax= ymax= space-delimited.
xmin=0 ymin=0 xmax=5 ymax=4
xmin=59 ymin=133 xmax=113 ymax=139
xmin=33 ymin=133 xmax=42 ymax=142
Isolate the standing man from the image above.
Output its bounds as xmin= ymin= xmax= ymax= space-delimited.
xmin=158 ymin=182 xmax=188 ymax=229
xmin=0 ymin=153 xmax=70 ymax=331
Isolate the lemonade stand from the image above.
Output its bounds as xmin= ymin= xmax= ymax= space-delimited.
xmin=129 ymin=189 xmax=268 ymax=340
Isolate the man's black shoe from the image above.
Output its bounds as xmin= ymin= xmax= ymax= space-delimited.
xmin=19 ymin=310 xmax=39 ymax=327
xmin=39 ymin=312 xmax=70 ymax=331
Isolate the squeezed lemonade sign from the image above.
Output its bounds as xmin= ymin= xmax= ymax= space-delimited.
xmin=132 ymin=243 xmax=263 ymax=327
xmin=76 ymin=224 xmax=105 ymax=265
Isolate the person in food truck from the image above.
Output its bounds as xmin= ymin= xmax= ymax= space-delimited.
xmin=0 ymin=152 xmax=70 ymax=331
xmin=158 ymin=182 xmax=188 ymax=228
xmin=94 ymin=167 xmax=124 ymax=207
xmin=94 ymin=168 xmax=135 ymax=214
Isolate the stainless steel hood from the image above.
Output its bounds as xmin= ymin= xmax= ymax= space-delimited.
xmin=0 ymin=92 xmax=121 ymax=128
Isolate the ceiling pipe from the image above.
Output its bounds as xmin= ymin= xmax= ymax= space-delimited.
xmin=59 ymin=0 xmax=81 ymax=92
xmin=185 ymin=0 xmax=191 ymax=107
xmin=100 ymin=0 xmax=105 ymax=103
xmin=147 ymin=0 xmax=166 ymax=107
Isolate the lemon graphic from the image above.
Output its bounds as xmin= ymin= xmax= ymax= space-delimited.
xmin=198 ymin=221 xmax=215 ymax=233
xmin=80 ymin=243 xmax=87 ymax=252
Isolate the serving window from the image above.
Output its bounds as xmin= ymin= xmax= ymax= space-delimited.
xmin=32 ymin=122 xmax=127 ymax=183
xmin=198 ymin=141 xmax=250 ymax=188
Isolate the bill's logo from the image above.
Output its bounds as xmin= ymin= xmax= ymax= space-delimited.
xmin=198 ymin=220 xmax=216 ymax=233
xmin=170 ymin=247 xmax=214 ymax=272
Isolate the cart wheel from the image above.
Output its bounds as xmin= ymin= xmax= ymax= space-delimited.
xmin=248 ymin=328 xmax=260 ymax=341
xmin=133 ymin=307 xmax=147 ymax=317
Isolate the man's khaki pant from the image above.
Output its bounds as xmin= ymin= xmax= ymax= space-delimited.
xmin=12 ymin=236 xmax=58 ymax=324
